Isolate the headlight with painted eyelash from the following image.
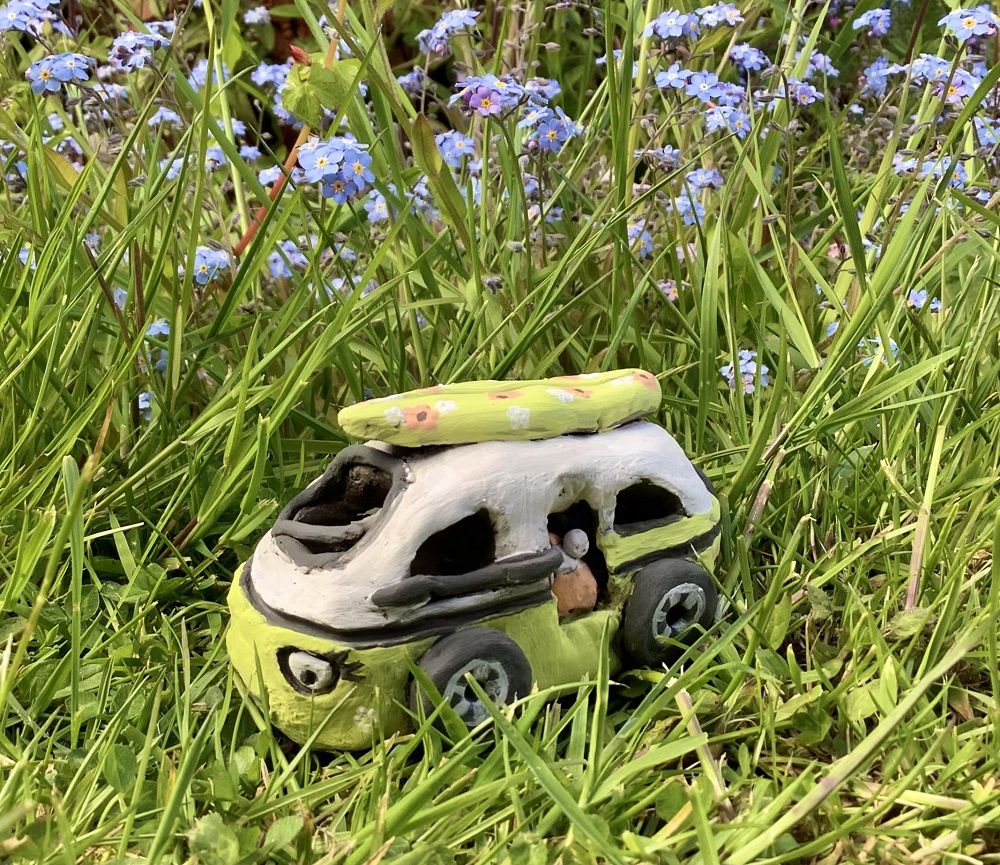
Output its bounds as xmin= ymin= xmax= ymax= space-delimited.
xmin=278 ymin=648 xmax=340 ymax=695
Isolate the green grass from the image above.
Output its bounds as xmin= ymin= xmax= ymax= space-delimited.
xmin=2 ymin=0 xmax=1000 ymax=861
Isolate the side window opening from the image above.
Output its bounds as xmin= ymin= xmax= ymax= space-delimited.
xmin=410 ymin=509 xmax=496 ymax=576
xmin=548 ymin=500 xmax=610 ymax=602
xmin=614 ymin=480 xmax=685 ymax=534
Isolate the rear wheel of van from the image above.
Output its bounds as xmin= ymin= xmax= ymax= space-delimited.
xmin=412 ymin=628 xmax=532 ymax=728
xmin=622 ymin=559 xmax=717 ymax=665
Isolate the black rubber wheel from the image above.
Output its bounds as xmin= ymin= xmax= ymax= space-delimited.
xmin=411 ymin=628 xmax=532 ymax=727
xmin=622 ymin=559 xmax=718 ymax=665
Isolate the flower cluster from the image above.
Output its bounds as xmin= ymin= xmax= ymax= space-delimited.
xmin=297 ymin=137 xmax=374 ymax=204
xmin=939 ymin=6 xmax=999 ymax=43
xmin=1 ymin=0 xmax=69 ymax=36
xmin=25 ymin=53 xmax=92 ymax=94
xmin=523 ymin=107 xmax=584 ymax=153
xmin=853 ymin=8 xmax=891 ymax=37
xmin=721 ymin=350 xmax=770 ymax=393
xmin=417 ymin=9 xmax=479 ymax=56
xmin=644 ymin=3 xmax=743 ymax=41
xmin=451 ymin=74 xmax=528 ymax=117
xmin=109 ymin=24 xmax=172 ymax=72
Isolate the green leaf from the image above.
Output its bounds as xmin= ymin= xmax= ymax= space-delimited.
xmin=188 ymin=813 xmax=240 ymax=865
xmin=844 ymin=685 xmax=878 ymax=723
xmin=767 ymin=593 xmax=793 ymax=650
xmin=102 ymin=743 xmax=137 ymax=795
xmin=281 ymin=64 xmax=322 ymax=126
xmin=310 ymin=59 xmax=362 ymax=112
xmin=264 ymin=815 xmax=304 ymax=850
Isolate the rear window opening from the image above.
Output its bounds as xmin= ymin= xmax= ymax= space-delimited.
xmin=614 ymin=481 xmax=685 ymax=534
xmin=410 ymin=509 xmax=496 ymax=576
xmin=548 ymin=500 xmax=609 ymax=602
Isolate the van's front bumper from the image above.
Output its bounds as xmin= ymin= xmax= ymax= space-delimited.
xmin=226 ymin=564 xmax=433 ymax=750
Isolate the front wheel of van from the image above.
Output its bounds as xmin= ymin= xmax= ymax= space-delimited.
xmin=412 ymin=628 xmax=532 ymax=728
xmin=622 ymin=559 xmax=718 ymax=666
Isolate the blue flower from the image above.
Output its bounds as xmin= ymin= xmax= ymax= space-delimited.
xmin=787 ymin=79 xmax=823 ymax=105
xmin=240 ymin=144 xmax=262 ymax=161
xmin=148 ymin=106 xmax=182 ymax=127
xmin=451 ymin=74 xmax=526 ymax=117
xmin=858 ymin=337 xmax=899 ymax=366
xmin=634 ymin=145 xmax=682 ymax=169
xmin=800 ymin=51 xmax=839 ymax=80
xmin=655 ymin=62 xmax=691 ymax=90
xmin=939 ymin=7 xmax=998 ymax=42
xmin=436 ymin=130 xmax=475 ymax=169
xmin=627 ymin=217 xmax=654 ymax=259
xmin=258 ymin=165 xmax=283 ymax=184
xmin=644 ymin=9 xmax=700 ymax=39
xmin=268 ymin=239 xmax=310 ymax=278
xmin=187 ymin=58 xmax=229 ymax=90
xmin=160 ymin=156 xmax=187 ymax=180
xmin=252 ymin=61 xmax=291 ymax=89
xmin=721 ymin=349 xmax=769 ymax=393
xmin=146 ymin=318 xmax=170 ymax=338
xmin=730 ymin=43 xmax=770 ymax=73
xmin=685 ymin=71 xmax=723 ymax=102
xmin=109 ymin=28 xmax=170 ymax=72
xmin=526 ymin=107 xmax=583 ymax=154
xmin=860 ymin=56 xmax=891 ymax=98
xmin=1 ymin=0 xmax=69 ymax=36
xmin=704 ymin=106 xmax=751 ymax=138
xmin=417 ymin=8 xmax=479 ymax=56
xmin=907 ymin=289 xmax=941 ymax=312
xmin=189 ymin=247 xmax=230 ymax=285
xmin=204 ymin=146 xmax=227 ymax=171
xmin=524 ymin=77 xmax=561 ymax=103
xmin=364 ymin=187 xmax=395 ymax=223
xmin=138 ymin=391 xmax=154 ymax=421
xmin=668 ymin=191 xmax=706 ymax=225
xmin=243 ymin=5 xmax=270 ymax=24
xmin=113 ymin=287 xmax=127 ymax=308
xmin=697 ymin=3 xmax=743 ymax=27
xmin=909 ymin=54 xmax=951 ymax=83
xmin=297 ymin=137 xmax=347 ymax=182
xmin=853 ymin=8 xmax=891 ymax=36
xmin=26 ymin=53 xmax=93 ymax=94
xmin=397 ymin=67 xmax=428 ymax=95
xmin=686 ymin=167 xmax=724 ymax=190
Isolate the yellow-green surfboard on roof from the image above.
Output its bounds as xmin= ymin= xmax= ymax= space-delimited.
xmin=337 ymin=368 xmax=662 ymax=446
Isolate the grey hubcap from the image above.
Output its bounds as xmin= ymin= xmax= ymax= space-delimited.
xmin=442 ymin=659 xmax=510 ymax=725
xmin=651 ymin=583 xmax=707 ymax=640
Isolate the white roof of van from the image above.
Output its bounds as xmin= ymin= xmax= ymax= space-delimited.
xmin=248 ymin=421 xmax=713 ymax=633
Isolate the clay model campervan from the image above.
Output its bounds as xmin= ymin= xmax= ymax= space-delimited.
xmin=227 ymin=369 xmax=722 ymax=749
